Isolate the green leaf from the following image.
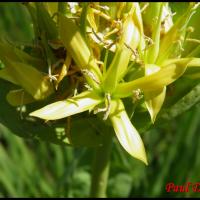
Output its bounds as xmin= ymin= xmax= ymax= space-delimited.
xmin=6 ymin=89 xmax=35 ymax=106
xmin=0 ymin=68 xmax=19 ymax=85
xmin=79 ymin=3 xmax=89 ymax=42
xmin=1 ymin=58 xmax=54 ymax=100
xmin=0 ymin=79 xmax=68 ymax=145
xmin=36 ymin=2 xmax=58 ymax=40
xmin=0 ymin=39 xmax=44 ymax=67
xmin=2 ymin=90 xmax=104 ymax=147
xmin=108 ymin=173 xmax=132 ymax=198
xmin=109 ymin=99 xmax=148 ymax=165
xmin=30 ymin=91 xmax=103 ymax=120
xmin=45 ymin=2 xmax=58 ymax=17
xmin=162 ymin=76 xmax=199 ymax=108
xmin=68 ymin=118 xmax=104 ymax=147
xmin=160 ymin=82 xmax=200 ymax=120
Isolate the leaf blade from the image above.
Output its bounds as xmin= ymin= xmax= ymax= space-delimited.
xmin=6 ymin=89 xmax=35 ymax=106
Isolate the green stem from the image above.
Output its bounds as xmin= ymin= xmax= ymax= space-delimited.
xmin=90 ymin=128 xmax=113 ymax=198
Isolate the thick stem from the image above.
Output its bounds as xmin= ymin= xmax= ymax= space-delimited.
xmin=90 ymin=129 xmax=113 ymax=198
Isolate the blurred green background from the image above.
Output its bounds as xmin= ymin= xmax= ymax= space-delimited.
xmin=0 ymin=3 xmax=200 ymax=198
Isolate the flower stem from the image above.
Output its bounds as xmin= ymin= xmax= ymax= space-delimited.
xmin=90 ymin=127 xmax=113 ymax=198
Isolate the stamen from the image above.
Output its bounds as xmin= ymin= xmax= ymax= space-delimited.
xmin=103 ymin=93 xmax=111 ymax=120
xmin=141 ymin=3 xmax=149 ymax=13
xmin=124 ymin=43 xmax=142 ymax=64
xmin=144 ymin=35 xmax=154 ymax=47
xmin=132 ymin=89 xmax=144 ymax=103
xmin=93 ymin=93 xmax=111 ymax=120
xmin=92 ymin=8 xmax=112 ymax=21
xmin=81 ymin=69 xmax=100 ymax=84
xmin=186 ymin=38 xmax=200 ymax=45
xmin=84 ymin=84 xmax=93 ymax=91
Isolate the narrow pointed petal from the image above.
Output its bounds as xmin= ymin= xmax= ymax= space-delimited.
xmin=145 ymin=87 xmax=166 ymax=123
xmin=109 ymin=99 xmax=148 ymax=165
xmin=103 ymin=14 xmax=140 ymax=93
xmin=30 ymin=91 xmax=102 ymax=120
xmin=144 ymin=64 xmax=166 ymax=123
xmin=162 ymin=57 xmax=200 ymax=68
xmin=114 ymin=62 xmax=187 ymax=98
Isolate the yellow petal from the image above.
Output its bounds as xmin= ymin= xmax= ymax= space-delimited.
xmin=109 ymin=99 xmax=148 ymax=165
xmin=145 ymin=87 xmax=166 ymax=123
xmin=144 ymin=64 xmax=166 ymax=123
xmin=161 ymin=57 xmax=200 ymax=68
xmin=114 ymin=62 xmax=187 ymax=98
xmin=59 ymin=14 xmax=102 ymax=90
xmin=103 ymin=47 xmax=132 ymax=93
xmin=103 ymin=13 xmax=140 ymax=93
xmin=30 ymin=91 xmax=102 ymax=120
